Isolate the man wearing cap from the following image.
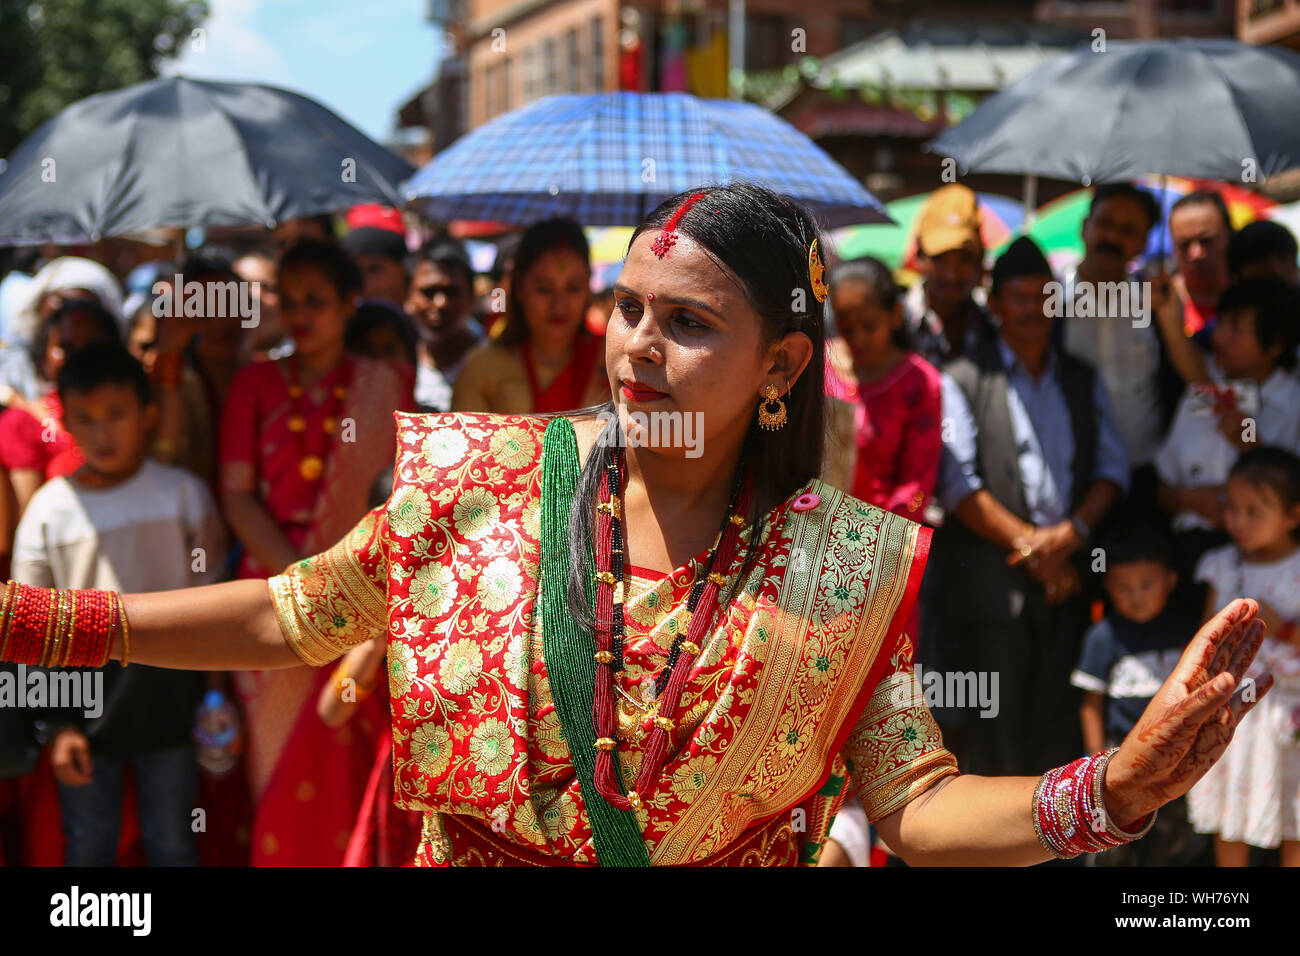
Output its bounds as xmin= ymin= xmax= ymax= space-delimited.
xmin=929 ymin=237 xmax=1129 ymax=778
xmin=906 ymin=184 xmax=995 ymax=369
xmin=341 ymin=206 xmax=410 ymax=308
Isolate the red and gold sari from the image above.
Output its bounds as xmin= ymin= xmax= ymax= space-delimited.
xmin=220 ymin=355 xmax=411 ymax=865
xmin=269 ymin=413 xmax=959 ymax=865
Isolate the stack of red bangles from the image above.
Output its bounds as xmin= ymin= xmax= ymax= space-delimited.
xmin=1032 ymin=748 xmax=1157 ymax=858
xmin=0 ymin=581 xmax=126 ymax=668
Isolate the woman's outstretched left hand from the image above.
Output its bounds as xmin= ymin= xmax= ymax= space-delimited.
xmin=1103 ymin=598 xmax=1273 ymax=828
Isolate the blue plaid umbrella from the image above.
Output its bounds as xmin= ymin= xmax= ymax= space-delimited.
xmin=403 ymin=92 xmax=891 ymax=228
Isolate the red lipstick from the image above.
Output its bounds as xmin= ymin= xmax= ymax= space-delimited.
xmin=620 ymin=381 xmax=667 ymax=403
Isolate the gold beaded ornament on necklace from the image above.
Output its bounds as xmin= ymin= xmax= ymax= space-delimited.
xmin=285 ymin=355 xmax=353 ymax=483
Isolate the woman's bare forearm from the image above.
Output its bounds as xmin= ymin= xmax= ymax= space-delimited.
xmin=875 ymin=774 xmax=1052 ymax=866
xmin=111 ymin=579 xmax=305 ymax=671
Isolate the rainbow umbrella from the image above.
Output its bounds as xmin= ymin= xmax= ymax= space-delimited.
xmin=992 ymin=178 xmax=1275 ymax=267
xmin=830 ymin=191 xmax=1023 ymax=271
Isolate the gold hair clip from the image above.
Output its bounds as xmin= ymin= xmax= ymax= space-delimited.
xmin=808 ymin=238 xmax=828 ymax=303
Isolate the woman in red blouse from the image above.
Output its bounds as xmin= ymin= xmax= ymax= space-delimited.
xmin=218 ymin=239 xmax=412 ymax=865
xmin=452 ymin=219 xmax=608 ymax=414
xmin=0 ymin=301 xmax=121 ymax=517
xmin=824 ymin=257 xmax=942 ymax=522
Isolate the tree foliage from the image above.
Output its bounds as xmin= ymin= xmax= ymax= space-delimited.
xmin=0 ymin=0 xmax=209 ymax=156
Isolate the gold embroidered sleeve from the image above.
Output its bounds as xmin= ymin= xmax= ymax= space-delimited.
xmin=843 ymin=664 xmax=960 ymax=822
xmin=267 ymin=504 xmax=390 ymax=667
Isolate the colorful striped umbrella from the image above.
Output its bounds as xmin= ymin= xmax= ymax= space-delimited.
xmin=991 ymin=178 xmax=1275 ymax=267
xmin=829 ymin=191 xmax=1024 ymax=271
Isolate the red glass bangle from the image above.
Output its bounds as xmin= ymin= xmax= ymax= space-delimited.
xmin=1033 ymin=750 xmax=1157 ymax=858
xmin=0 ymin=584 xmax=123 ymax=668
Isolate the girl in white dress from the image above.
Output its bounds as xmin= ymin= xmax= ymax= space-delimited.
xmin=1190 ymin=446 xmax=1300 ymax=865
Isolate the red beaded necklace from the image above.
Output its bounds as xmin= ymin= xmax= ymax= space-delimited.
xmin=590 ymin=444 xmax=752 ymax=811
xmin=285 ymin=354 xmax=353 ymax=483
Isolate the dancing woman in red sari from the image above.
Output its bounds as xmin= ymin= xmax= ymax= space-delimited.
xmin=453 ymin=218 xmax=608 ymax=414
xmin=218 ymin=240 xmax=411 ymax=865
xmin=1 ymin=184 xmax=1277 ymax=867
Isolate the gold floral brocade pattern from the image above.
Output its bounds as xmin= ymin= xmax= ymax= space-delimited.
xmin=267 ymin=411 xmax=959 ymax=865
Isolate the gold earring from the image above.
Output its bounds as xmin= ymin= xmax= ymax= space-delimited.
xmin=757 ymin=383 xmax=787 ymax=430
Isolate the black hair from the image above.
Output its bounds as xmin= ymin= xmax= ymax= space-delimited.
xmin=0 ymin=246 xmax=42 ymax=276
xmin=1216 ymin=277 xmax=1300 ymax=370
xmin=57 ymin=343 xmax=152 ymax=407
xmin=345 ymin=301 xmax=419 ymax=366
xmin=828 ymin=256 xmax=911 ymax=351
xmin=490 ymin=233 xmax=522 ymax=283
xmin=566 ymin=182 xmax=827 ymax=630
xmin=1229 ymin=446 xmax=1300 ymax=532
xmin=497 ymin=219 xmax=590 ymax=348
xmin=1089 ymin=183 xmax=1161 ymax=233
xmin=1228 ymin=220 xmax=1299 ymax=280
xmin=181 ymin=246 xmax=238 ymax=282
xmin=31 ymin=300 xmax=122 ymax=383
xmin=1099 ymin=521 xmax=1176 ymax=572
xmin=279 ymin=239 xmax=363 ymax=300
xmin=407 ymin=239 xmax=474 ymax=292
xmin=1171 ymin=190 xmax=1232 ymax=234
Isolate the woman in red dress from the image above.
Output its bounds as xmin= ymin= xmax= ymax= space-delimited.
xmin=218 ymin=239 xmax=412 ymax=865
xmin=824 ymin=257 xmax=942 ymax=522
xmin=453 ymin=218 xmax=608 ymax=414
xmin=0 ymin=301 xmax=121 ymax=518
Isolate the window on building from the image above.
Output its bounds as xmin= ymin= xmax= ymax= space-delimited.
xmin=566 ymin=29 xmax=580 ymax=92
xmin=746 ymin=14 xmax=790 ymax=71
xmin=1159 ymin=0 xmax=1217 ymax=11
xmin=591 ymin=17 xmax=604 ymax=92
xmin=839 ymin=15 xmax=872 ymax=48
xmin=544 ymin=36 xmax=558 ymax=94
xmin=523 ymin=46 xmax=536 ymax=102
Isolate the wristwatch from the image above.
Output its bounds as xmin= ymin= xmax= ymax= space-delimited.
xmin=1070 ymin=515 xmax=1090 ymax=542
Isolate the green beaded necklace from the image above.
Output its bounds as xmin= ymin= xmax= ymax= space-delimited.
xmin=540 ymin=417 xmax=652 ymax=866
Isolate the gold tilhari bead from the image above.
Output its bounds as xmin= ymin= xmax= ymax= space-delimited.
xmin=707 ymin=572 xmax=726 ymax=586
xmin=594 ymin=737 xmax=617 ymax=751
xmin=627 ymin=791 xmax=643 ymax=811
xmin=678 ymin=641 xmax=700 ymax=656
xmin=729 ymin=513 xmax=746 ymax=528
xmin=595 ymin=571 xmax=617 ymax=585
xmin=597 ymin=496 xmax=621 ymax=518
xmin=653 ymin=715 xmax=673 ymax=732
xmin=594 ymin=650 xmax=615 ymax=664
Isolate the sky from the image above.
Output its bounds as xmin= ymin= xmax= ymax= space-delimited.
xmin=165 ymin=0 xmax=443 ymax=143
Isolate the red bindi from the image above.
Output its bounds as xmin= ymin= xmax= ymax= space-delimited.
xmin=647 ymin=292 xmax=655 ymax=301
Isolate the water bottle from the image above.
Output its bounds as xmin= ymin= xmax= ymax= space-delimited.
xmin=194 ymin=689 xmax=242 ymax=777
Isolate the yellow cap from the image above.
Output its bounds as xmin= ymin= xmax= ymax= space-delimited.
xmin=916 ymin=184 xmax=983 ymax=258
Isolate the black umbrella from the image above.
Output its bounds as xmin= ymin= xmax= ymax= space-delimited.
xmin=928 ymin=38 xmax=1300 ymax=185
xmin=0 ymin=76 xmax=415 ymax=245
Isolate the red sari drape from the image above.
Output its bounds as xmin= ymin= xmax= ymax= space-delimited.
xmin=522 ymin=331 xmax=605 ymax=413
xmin=219 ymin=355 xmax=411 ymax=865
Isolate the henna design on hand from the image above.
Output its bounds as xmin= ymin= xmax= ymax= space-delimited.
xmin=1102 ymin=600 xmax=1275 ymax=826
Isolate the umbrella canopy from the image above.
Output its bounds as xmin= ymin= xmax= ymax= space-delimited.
xmin=928 ymin=38 xmax=1300 ymax=183
xmin=403 ymin=92 xmax=891 ymax=228
xmin=831 ymin=191 xmax=1023 ymax=270
xmin=0 ymin=76 xmax=415 ymax=245
xmin=992 ymin=178 xmax=1274 ymax=265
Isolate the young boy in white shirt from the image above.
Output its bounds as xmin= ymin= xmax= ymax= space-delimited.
xmin=12 ymin=344 xmax=227 ymax=866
